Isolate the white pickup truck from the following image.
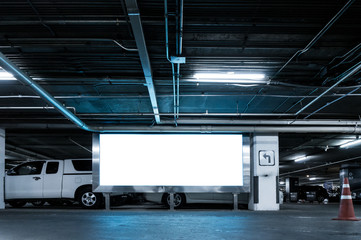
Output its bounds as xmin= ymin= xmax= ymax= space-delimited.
xmin=5 ymin=159 xmax=103 ymax=209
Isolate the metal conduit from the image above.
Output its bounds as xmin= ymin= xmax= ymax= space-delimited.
xmin=125 ymin=0 xmax=161 ymax=124
xmin=164 ymin=0 xmax=177 ymax=124
xmin=87 ymin=125 xmax=361 ymax=133
xmin=296 ymin=61 xmax=361 ymax=115
xmin=0 ymin=106 xmax=76 ymax=113
xmin=176 ymin=0 xmax=184 ymax=118
xmin=6 ymin=143 xmax=50 ymax=159
xmin=304 ymin=87 xmax=361 ymax=119
xmin=1 ymin=122 xmax=361 ymax=133
xmin=6 ymin=38 xmax=138 ymax=51
xmin=0 ymin=52 xmax=94 ymax=132
xmin=280 ymin=155 xmax=361 ymax=176
xmin=3 ymin=92 xmax=361 ymax=99
xmin=271 ymin=0 xmax=355 ymax=81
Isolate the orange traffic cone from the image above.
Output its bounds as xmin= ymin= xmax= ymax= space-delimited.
xmin=333 ymin=177 xmax=360 ymax=221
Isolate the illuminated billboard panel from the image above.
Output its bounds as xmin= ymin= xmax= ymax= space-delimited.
xmin=99 ymin=134 xmax=243 ymax=187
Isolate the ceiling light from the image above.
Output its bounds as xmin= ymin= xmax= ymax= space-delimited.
xmin=191 ymin=73 xmax=266 ymax=83
xmin=340 ymin=139 xmax=361 ymax=149
xmin=294 ymin=156 xmax=308 ymax=162
xmin=309 ymin=177 xmax=317 ymax=181
xmin=0 ymin=69 xmax=16 ymax=80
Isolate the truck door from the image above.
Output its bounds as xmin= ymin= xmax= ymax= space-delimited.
xmin=5 ymin=161 xmax=45 ymax=199
xmin=43 ymin=161 xmax=63 ymax=198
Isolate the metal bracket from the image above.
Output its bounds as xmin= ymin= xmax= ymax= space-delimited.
xmin=233 ymin=193 xmax=238 ymax=211
xmin=103 ymin=193 xmax=111 ymax=210
xmin=170 ymin=56 xmax=186 ymax=64
xmin=169 ymin=192 xmax=175 ymax=211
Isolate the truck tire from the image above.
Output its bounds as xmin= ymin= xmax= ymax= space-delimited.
xmin=78 ymin=187 xmax=103 ymax=209
xmin=8 ymin=200 xmax=27 ymax=208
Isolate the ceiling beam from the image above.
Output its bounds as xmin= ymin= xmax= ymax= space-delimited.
xmin=6 ymin=143 xmax=50 ymax=159
xmin=125 ymin=0 xmax=160 ymax=124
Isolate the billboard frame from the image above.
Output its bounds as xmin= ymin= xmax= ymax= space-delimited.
xmin=92 ymin=133 xmax=250 ymax=194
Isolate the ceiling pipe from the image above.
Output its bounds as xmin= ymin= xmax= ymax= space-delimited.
xmin=0 ymin=20 xmax=132 ymax=25
xmin=68 ymin=137 xmax=92 ymax=153
xmin=0 ymin=106 xmax=76 ymax=113
xmin=5 ymin=38 xmax=138 ymax=52
xmin=0 ymin=20 xmax=355 ymax=28
xmin=296 ymin=61 xmax=361 ymax=115
xmin=84 ymin=125 xmax=361 ymax=133
xmin=5 ymin=150 xmax=42 ymax=161
xmin=0 ymin=52 xmax=94 ymax=132
xmin=6 ymin=143 xmax=50 ymax=159
xmin=164 ymin=0 xmax=177 ymax=125
xmin=176 ymin=0 xmax=184 ymax=118
xmin=76 ymin=113 xmax=293 ymax=117
xmin=304 ymin=87 xmax=361 ymax=119
xmin=270 ymin=0 xmax=355 ymax=81
xmin=280 ymin=155 xmax=361 ymax=177
xmin=1 ymin=123 xmax=361 ymax=133
xmin=159 ymin=119 xmax=361 ymax=126
xmin=2 ymin=92 xmax=361 ymax=99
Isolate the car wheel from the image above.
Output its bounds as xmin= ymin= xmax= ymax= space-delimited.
xmin=78 ymin=188 xmax=103 ymax=209
xmin=31 ymin=200 xmax=45 ymax=207
xmin=164 ymin=193 xmax=186 ymax=209
xmin=8 ymin=200 xmax=27 ymax=208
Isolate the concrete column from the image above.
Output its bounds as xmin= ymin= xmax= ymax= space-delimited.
xmin=248 ymin=133 xmax=279 ymax=211
xmin=0 ymin=129 xmax=5 ymax=209
xmin=285 ymin=177 xmax=299 ymax=202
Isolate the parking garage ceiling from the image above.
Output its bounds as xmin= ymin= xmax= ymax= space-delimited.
xmin=1 ymin=0 xmax=361 ymax=183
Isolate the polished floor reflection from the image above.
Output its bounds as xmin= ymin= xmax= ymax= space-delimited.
xmin=0 ymin=203 xmax=360 ymax=240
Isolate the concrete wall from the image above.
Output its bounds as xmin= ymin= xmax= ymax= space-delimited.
xmin=0 ymin=129 xmax=5 ymax=209
xmin=249 ymin=133 xmax=279 ymax=211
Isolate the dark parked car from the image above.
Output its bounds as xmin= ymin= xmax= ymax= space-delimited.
xmin=297 ymin=186 xmax=329 ymax=203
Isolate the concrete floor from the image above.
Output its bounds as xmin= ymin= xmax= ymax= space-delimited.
xmin=0 ymin=203 xmax=360 ymax=240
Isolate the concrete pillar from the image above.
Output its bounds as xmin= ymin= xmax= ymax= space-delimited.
xmin=285 ymin=177 xmax=299 ymax=202
xmin=248 ymin=133 xmax=279 ymax=211
xmin=0 ymin=129 xmax=5 ymax=209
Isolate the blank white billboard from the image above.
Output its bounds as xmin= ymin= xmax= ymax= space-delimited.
xmin=99 ymin=134 xmax=243 ymax=186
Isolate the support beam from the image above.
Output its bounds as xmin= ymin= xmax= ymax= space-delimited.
xmin=169 ymin=192 xmax=175 ymax=211
xmin=0 ymin=129 xmax=5 ymax=209
xmin=125 ymin=0 xmax=160 ymax=124
xmin=103 ymin=193 xmax=111 ymax=210
xmin=233 ymin=193 xmax=238 ymax=211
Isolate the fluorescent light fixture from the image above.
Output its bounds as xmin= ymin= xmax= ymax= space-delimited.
xmin=340 ymin=139 xmax=361 ymax=149
xmin=309 ymin=177 xmax=317 ymax=181
xmin=0 ymin=69 xmax=16 ymax=80
xmin=295 ymin=156 xmax=308 ymax=162
xmin=191 ymin=73 xmax=266 ymax=83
